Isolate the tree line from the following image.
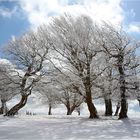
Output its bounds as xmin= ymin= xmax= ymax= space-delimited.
xmin=0 ymin=14 xmax=140 ymax=119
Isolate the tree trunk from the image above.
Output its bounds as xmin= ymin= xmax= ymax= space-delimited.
xmin=83 ymin=62 xmax=98 ymax=118
xmin=5 ymin=95 xmax=28 ymax=116
xmin=84 ymin=83 xmax=98 ymax=118
xmin=0 ymin=100 xmax=8 ymax=115
xmin=118 ymin=55 xmax=128 ymax=119
xmin=0 ymin=108 xmax=2 ymax=114
xmin=114 ymin=102 xmax=120 ymax=116
xmin=119 ymin=98 xmax=128 ymax=119
xmin=118 ymin=77 xmax=128 ymax=119
xmin=48 ymin=104 xmax=52 ymax=115
xmin=67 ymin=110 xmax=72 ymax=115
xmin=86 ymin=93 xmax=98 ymax=118
xmin=66 ymin=106 xmax=72 ymax=115
xmin=104 ymin=98 xmax=112 ymax=116
xmin=67 ymin=111 xmax=72 ymax=115
xmin=85 ymin=80 xmax=98 ymax=118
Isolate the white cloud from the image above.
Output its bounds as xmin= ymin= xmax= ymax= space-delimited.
xmin=0 ymin=6 xmax=17 ymax=18
xmin=19 ymin=0 xmax=124 ymax=28
xmin=19 ymin=0 xmax=69 ymax=28
xmin=127 ymin=23 xmax=140 ymax=33
xmin=77 ymin=0 xmax=124 ymax=25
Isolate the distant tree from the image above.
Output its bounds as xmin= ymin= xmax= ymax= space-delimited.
xmin=35 ymin=70 xmax=84 ymax=115
xmin=55 ymin=75 xmax=84 ymax=115
xmin=93 ymin=68 xmax=114 ymax=116
xmin=35 ymin=76 xmax=58 ymax=115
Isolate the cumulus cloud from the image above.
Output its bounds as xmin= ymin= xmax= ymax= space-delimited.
xmin=76 ymin=0 xmax=124 ymax=25
xmin=18 ymin=0 xmax=124 ymax=28
xmin=19 ymin=0 xmax=69 ymax=28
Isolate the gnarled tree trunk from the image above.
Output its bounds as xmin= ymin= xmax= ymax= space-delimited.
xmin=5 ymin=95 xmax=28 ymax=116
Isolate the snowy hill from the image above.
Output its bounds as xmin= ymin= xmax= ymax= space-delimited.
xmin=0 ymin=115 xmax=140 ymax=140
xmin=0 ymin=94 xmax=139 ymax=139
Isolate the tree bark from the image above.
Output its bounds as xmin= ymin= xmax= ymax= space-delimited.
xmin=86 ymin=95 xmax=98 ymax=118
xmin=118 ymin=81 xmax=128 ymax=119
xmin=104 ymin=98 xmax=112 ymax=116
xmin=114 ymin=102 xmax=120 ymax=116
xmin=66 ymin=108 xmax=72 ymax=115
xmin=67 ymin=111 xmax=72 ymax=115
xmin=5 ymin=95 xmax=28 ymax=116
xmin=83 ymin=61 xmax=98 ymax=118
xmin=0 ymin=100 xmax=8 ymax=115
xmin=0 ymin=108 xmax=2 ymax=114
xmin=48 ymin=104 xmax=52 ymax=115
xmin=118 ymin=55 xmax=128 ymax=119
xmin=119 ymin=98 xmax=128 ymax=119
xmin=66 ymin=105 xmax=73 ymax=115
xmin=84 ymin=77 xmax=98 ymax=118
xmin=85 ymin=82 xmax=98 ymax=118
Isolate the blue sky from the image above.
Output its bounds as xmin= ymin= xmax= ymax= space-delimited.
xmin=0 ymin=0 xmax=140 ymax=57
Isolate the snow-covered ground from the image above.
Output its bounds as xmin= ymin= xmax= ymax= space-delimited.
xmin=0 ymin=96 xmax=139 ymax=140
xmin=0 ymin=115 xmax=140 ymax=140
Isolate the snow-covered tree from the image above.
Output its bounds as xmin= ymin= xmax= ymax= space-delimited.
xmin=4 ymin=28 xmax=52 ymax=116
xmin=54 ymin=74 xmax=84 ymax=115
xmin=0 ymin=59 xmax=20 ymax=114
xmin=100 ymin=23 xmax=140 ymax=119
xmin=49 ymin=14 xmax=106 ymax=118
xmin=93 ymin=67 xmax=114 ymax=116
xmin=34 ymin=76 xmax=58 ymax=115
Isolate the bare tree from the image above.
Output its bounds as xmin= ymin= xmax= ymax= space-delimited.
xmin=49 ymin=14 xmax=106 ymax=118
xmin=55 ymin=74 xmax=84 ymax=115
xmin=101 ymin=23 xmax=140 ymax=119
xmin=4 ymin=28 xmax=51 ymax=116
xmin=93 ymin=68 xmax=113 ymax=116
xmin=0 ymin=59 xmax=20 ymax=114
xmin=34 ymin=76 xmax=58 ymax=115
xmin=57 ymin=89 xmax=84 ymax=115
